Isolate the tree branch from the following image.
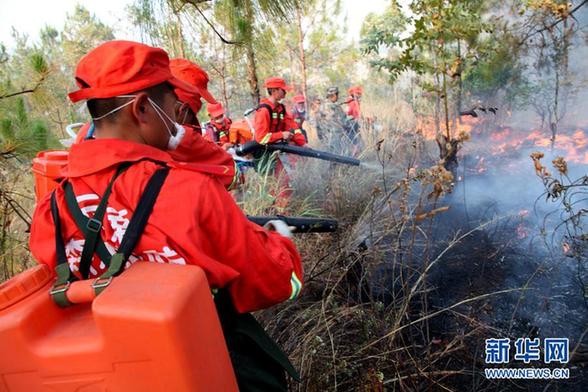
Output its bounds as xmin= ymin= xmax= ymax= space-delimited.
xmin=519 ymin=0 xmax=587 ymax=45
xmin=0 ymin=74 xmax=46 ymax=101
xmin=183 ymin=0 xmax=242 ymax=45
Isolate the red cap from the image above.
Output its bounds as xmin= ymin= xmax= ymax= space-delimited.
xmin=170 ymin=59 xmax=217 ymax=104
xmin=207 ymin=102 xmax=225 ymax=118
xmin=348 ymin=86 xmax=363 ymax=95
xmin=176 ymin=90 xmax=202 ymax=116
xmin=292 ymin=95 xmax=305 ymax=104
xmin=264 ymin=77 xmax=292 ymax=91
xmin=68 ymin=40 xmax=199 ymax=103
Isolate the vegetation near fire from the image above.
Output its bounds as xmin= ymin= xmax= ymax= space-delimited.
xmin=1 ymin=0 xmax=587 ymax=390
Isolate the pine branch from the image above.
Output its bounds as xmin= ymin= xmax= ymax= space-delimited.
xmin=0 ymin=74 xmax=47 ymax=101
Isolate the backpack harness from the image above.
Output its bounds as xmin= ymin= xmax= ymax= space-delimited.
xmin=49 ymin=161 xmax=170 ymax=307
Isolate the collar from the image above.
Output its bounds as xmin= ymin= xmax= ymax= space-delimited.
xmin=67 ymin=138 xmax=172 ymax=177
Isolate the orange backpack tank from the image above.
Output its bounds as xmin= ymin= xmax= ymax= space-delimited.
xmin=229 ymin=119 xmax=253 ymax=146
xmin=31 ymin=150 xmax=69 ymax=202
xmin=0 ymin=262 xmax=238 ymax=391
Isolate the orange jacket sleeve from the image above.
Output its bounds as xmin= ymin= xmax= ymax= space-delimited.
xmin=191 ymin=176 xmax=304 ymax=312
xmin=254 ymin=108 xmax=283 ymax=144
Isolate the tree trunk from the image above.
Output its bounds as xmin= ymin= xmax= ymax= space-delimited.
xmin=442 ymin=65 xmax=450 ymax=140
xmin=296 ymin=7 xmax=308 ymax=111
xmin=456 ymin=40 xmax=463 ymax=125
xmin=175 ymin=12 xmax=186 ymax=58
xmin=219 ymin=45 xmax=230 ymax=111
xmin=244 ymin=1 xmax=260 ymax=105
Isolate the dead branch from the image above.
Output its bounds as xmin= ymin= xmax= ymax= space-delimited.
xmin=182 ymin=0 xmax=242 ymax=45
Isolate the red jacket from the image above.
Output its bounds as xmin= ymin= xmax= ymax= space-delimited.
xmin=29 ymin=139 xmax=303 ymax=313
xmin=253 ymin=99 xmax=306 ymax=146
xmin=347 ymin=99 xmax=361 ymax=120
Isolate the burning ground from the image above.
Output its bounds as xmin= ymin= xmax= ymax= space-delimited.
xmin=255 ymin=117 xmax=588 ymax=391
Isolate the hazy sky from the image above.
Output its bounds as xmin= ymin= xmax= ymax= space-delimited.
xmin=0 ymin=0 xmax=390 ymax=48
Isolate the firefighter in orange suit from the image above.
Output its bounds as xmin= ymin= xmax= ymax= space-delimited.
xmin=252 ymin=77 xmax=305 ymax=209
xmin=30 ymin=41 xmax=302 ymax=391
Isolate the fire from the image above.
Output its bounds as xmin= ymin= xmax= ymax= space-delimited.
xmin=416 ymin=116 xmax=478 ymax=141
xmin=413 ymin=114 xmax=588 ymax=166
xmin=485 ymin=127 xmax=587 ymax=165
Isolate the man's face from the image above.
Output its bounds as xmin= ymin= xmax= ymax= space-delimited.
xmin=329 ymin=93 xmax=338 ymax=103
xmin=212 ymin=114 xmax=224 ymax=123
xmin=296 ymin=102 xmax=305 ymax=111
xmin=175 ymin=101 xmax=197 ymax=126
xmin=277 ymin=88 xmax=286 ymax=100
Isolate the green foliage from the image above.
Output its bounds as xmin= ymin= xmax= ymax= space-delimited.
xmin=462 ymin=34 xmax=529 ymax=106
xmin=60 ymin=5 xmax=115 ymax=67
xmin=363 ymin=0 xmax=489 ymax=82
xmin=0 ymin=98 xmax=56 ymax=157
xmin=29 ymin=53 xmax=48 ymax=75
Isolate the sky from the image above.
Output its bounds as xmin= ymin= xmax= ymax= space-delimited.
xmin=0 ymin=0 xmax=391 ymax=48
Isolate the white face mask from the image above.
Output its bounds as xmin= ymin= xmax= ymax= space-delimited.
xmin=147 ymin=97 xmax=185 ymax=150
xmin=91 ymin=95 xmax=185 ymax=151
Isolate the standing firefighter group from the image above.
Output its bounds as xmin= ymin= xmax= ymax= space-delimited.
xmin=28 ymin=40 xmax=365 ymax=392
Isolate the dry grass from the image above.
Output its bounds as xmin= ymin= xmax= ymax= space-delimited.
xmin=0 ymin=157 xmax=35 ymax=281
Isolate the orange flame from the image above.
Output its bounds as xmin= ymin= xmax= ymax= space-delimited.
xmin=414 ymin=115 xmax=588 ymax=165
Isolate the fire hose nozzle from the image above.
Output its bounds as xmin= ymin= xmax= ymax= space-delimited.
xmin=248 ymin=215 xmax=338 ymax=233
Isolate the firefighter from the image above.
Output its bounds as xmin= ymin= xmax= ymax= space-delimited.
xmin=204 ymin=102 xmax=233 ymax=149
xmin=290 ymin=94 xmax=308 ymax=142
xmin=344 ymin=85 xmax=363 ymax=154
xmin=346 ymin=86 xmax=363 ymax=120
xmin=168 ymin=58 xmax=239 ymax=189
xmin=29 ymin=40 xmax=302 ymax=392
xmin=252 ymin=77 xmax=305 ymax=208
xmin=253 ymin=77 xmax=306 ymax=148
xmin=316 ymin=86 xmax=348 ymax=151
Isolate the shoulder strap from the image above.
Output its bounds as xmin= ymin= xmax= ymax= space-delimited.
xmin=257 ymin=103 xmax=273 ymax=115
xmin=65 ymin=163 xmax=131 ymax=279
xmin=50 ymin=191 xmax=76 ymax=307
xmin=51 ymin=164 xmax=170 ymax=304
xmin=118 ymin=167 xmax=170 ymax=260
xmin=63 ymin=182 xmax=113 ymax=267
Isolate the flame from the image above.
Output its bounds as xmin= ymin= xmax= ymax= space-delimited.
xmin=414 ymin=115 xmax=588 ymax=166
xmin=483 ymin=127 xmax=586 ymax=165
xmin=416 ymin=116 xmax=478 ymax=140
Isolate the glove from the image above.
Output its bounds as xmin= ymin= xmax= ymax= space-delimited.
xmin=263 ymin=220 xmax=294 ymax=238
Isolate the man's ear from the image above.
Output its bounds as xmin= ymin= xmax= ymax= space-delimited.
xmin=131 ymin=92 xmax=151 ymax=124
